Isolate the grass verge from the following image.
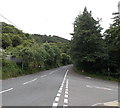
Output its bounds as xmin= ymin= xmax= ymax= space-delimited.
xmin=72 ymin=67 xmax=119 ymax=82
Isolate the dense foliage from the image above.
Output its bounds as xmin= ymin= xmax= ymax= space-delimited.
xmin=70 ymin=7 xmax=119 ymax=80
xmin=1 ymin=6 xmax=119 ymax=80
xmin=1 ymin=22 xmax=71 ymax=79
xmin=2 ymin=59 xmax=22 ymax=78
xmin=104 ymin=13 xmax=120 ymax=78
xmin=33 ymin=34 xmax=69 ymax=43
xmin=70 ymin=8 xmax=107 ymax=72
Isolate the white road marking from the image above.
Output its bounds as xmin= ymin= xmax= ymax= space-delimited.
xmin=61 ymin=85 xmax=63 ymax=88
xmin=86 ymin=85 xmax=93 ymax=88
xmin=86 ymin=77 xmax=91 ymax=79
xmin=64 ymin=99 xmax=68 ymax=104
xmin=92 ymin=103 xmax=103 ymax=106
xmin=66 ymin=79 xmax=68 ymax=83
xmin=58 ymin=90 xmax=62 ymax=93
xmin=0 ymin=88 xmax=13 ymax=94
xmin=92 ymin=100 xmax=118 ymax=106
xmin=55 ymin=97 xmax=60 ymax=102
xmin=66 ymin=89 xmax=68 ymax=91
xmin=66 ymin=86 xmax=68 ymax=89
xmin=57 ymin=93 xmax=61 ymax=97
xmin=65 ymin=94 xmax=68 ymax=98
xmin=63 ymin=79 xmax=69 ymax=107
xmin=63 ymin=104 xmax=68 ymax=107
xmin=50 ymin=70 xmax=58 ymax=75
xmin=104 ymin=100 xmax=118 ymax=106
xmin=49 ymin=71 xmax=56 ymax=74
xmin=86 ymin=85 xmax=112 ymax=91
xmin=49 ymin=72 xmax=54 ymax=75
xmin=59 ymin=87 xmax=62 ymax=91
xmin=52 ymin=102 xmax=58 ymax=106
xmin=96 ymin=87 xmax=112 ymax=91
xmin=65 ymin=91 xmax=68 ymax=94
xmin=41 ymin=75 xmax=47 ymax=78
xmin=52 ymin=70 xmax=68 ymax=107
xmin=23 ymin=78 xmax=37 ymax=85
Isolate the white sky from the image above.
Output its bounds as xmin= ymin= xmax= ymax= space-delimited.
xmin=0 ymin=0 xmax=119 ymax=40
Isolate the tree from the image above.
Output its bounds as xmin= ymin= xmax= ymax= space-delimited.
xmin=61 ymin=53 xmax=71 ymax=65
xmin=2 ymin=33 xmax=12 ymax=49
xmin=70 ymin=7 xmax=107 ymax=72
xmin=12 ymin=35 xmax=23 ymax=47
xmin=104 ymin=12 xmax=120 ymax=76
xmin=42 ymin=43 xmax=55 ymax=69
xmin=50 ymin=43 xmax=61 ymax=67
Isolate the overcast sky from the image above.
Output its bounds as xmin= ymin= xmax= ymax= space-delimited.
xmin=0 ymin=0 xmax=119 ymax=40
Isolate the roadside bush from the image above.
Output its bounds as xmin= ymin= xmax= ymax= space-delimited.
xmin=61 ymin=53 xmax=71 ymax=65
xmin=2 ymin=59 xmax=22 ymax=79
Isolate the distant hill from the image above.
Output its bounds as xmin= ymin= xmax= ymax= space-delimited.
xmin=33 ymin=34 xmax=70 ymax=43
xmin=1 ymin=22 xmax=70 ymax=49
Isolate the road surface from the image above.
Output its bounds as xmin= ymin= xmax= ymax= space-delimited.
xmin=1 ymin=65 xmax=118 ymax=107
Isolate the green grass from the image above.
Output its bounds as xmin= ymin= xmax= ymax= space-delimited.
xmin=73 ymin=67 xmax=119 ymax=82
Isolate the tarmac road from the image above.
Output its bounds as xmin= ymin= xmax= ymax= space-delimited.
xmin=1 ymin=65 xmax=118 ymax=107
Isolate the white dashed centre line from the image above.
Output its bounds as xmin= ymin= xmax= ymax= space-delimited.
xmin=57 ymin=93 xmax=61 ymax=97
xmin=64 ymin=99 xmax=68 ymax=104
xmin=41 ymin=75 xmax=47 ymax=78
xmin=0 ymin=88 xmax=13 ymax=94
xmin=49 ymin=71 xmax=55 ymax=75
xmin=63 ymin=79 xmax=69 ymax=107
xmin=66 ymin=88 xmax=68 ymax=91
xmin=58 ymin=90 xmax=62 ymax=93
xmin=65 ymin=91 xmax=68 ymax=94
xmin=65 ymin=94 xmax=68 ymax=98
xmin=55 ymin=97 xmax=60 ymax=102
xmin=23 ymin=78 xmax=37 ymax=85
xmin=52 ymin=102 xmax=58 ymax=107
xmin=52 ymin=70 xmax=68 ymax=107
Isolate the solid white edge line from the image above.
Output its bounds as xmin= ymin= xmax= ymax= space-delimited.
xmin=0 ymin=88 xmax=13 ymax=94
xmin=23 ymin=78 xmax=37 ymax=85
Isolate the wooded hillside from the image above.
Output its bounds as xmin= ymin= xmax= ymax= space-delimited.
xmin=1 ymin=22 xmax=71 ymax=79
